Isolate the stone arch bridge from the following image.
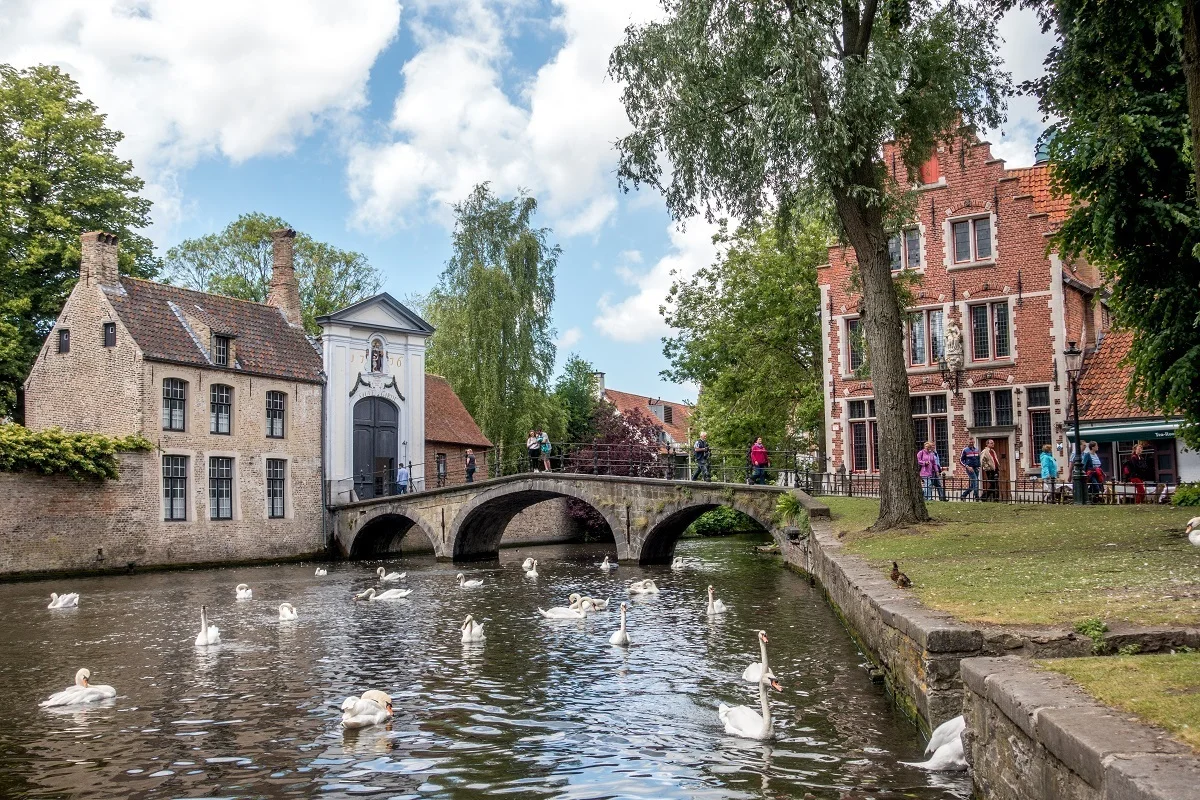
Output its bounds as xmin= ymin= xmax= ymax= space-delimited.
xmin=330 ymin=473 xmax=826 ymax=564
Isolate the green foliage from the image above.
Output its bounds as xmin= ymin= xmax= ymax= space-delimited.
xmin=553 ymin=354 xmax=598 ymax=443
xmin=686 ymin=506 xmax=764 ymax=537
xmin=0 ymin=64 xmax=156 ymax=418
xmin=1074 ymin=617 xmax=1110 ymax=655
xmin=1171 ymin=483 xmax=1200 ymax=507
xmin=775 ymin=492 xmax=804 ymax=527
xmin=162 ymin=212 xmax=382 ymax=335
xmin=1117 ymin=643 xmax=1143 ymax=657
xmin=423 ymin=184 xmax=560 ymax=456
xmin=0 ymin=423 xmax=152 ymax=481
xmin=662 ymin=213 xmax=827 ymax=455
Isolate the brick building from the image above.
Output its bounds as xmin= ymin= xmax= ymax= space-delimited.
xmin=424 ymin=374 xmax=492 ymax=488
xmin=592 ymin=372 xmax=693 ymax=451
xmin=820 ymin=132 xmax=1107 ymax=490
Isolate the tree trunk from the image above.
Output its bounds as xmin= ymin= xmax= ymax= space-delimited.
xmin=833 ymin=190 xmax=929 ymax=530
xmin=1183 ymin=0 xmax=1200 ymax=204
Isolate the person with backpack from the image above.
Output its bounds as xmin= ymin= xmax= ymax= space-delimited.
xmin=749 ymin=437 xmax=769 ymax=485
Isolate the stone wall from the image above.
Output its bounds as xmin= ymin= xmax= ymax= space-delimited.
xmin=392 ymin=497 xmax=586 ymax=554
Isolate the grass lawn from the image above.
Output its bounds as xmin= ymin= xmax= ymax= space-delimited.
xmin=1041 ymin=653 xmax=1200 ymax=752
xmin=824 ymin=497 xmax=1199 ymax=627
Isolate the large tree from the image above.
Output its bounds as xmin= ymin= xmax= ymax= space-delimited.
xmin=554 ymin=353 xmax=599 ymax=444
xmin=610 ymin=1 xmax=1009 ymax=528
xmin=423 ymin=184 xmax=561 ymax=458
xmin=163 ymin=212 xmax=381 ymax=335
xmin=662 ymin=213 xmax=827 ymax=456
xmin=0 ymin=64 xmax=155 ymax=419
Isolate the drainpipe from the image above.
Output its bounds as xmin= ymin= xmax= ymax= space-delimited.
xmin=319 ymin=368 xmax=329 ymax=552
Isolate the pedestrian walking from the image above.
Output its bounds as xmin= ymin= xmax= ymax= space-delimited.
xmin=1123 ymin=443 xmax=1151 ymax=504
xmin=1039 ymin=444 xmax=1058 ymax=502
xmin=918 ymin=441 xmax=945 ymax=501
xmin=749 ymin=437 xmax=769 ymax=485
xmin=980 ymin=439 xmax=1000 ymax=501
xmin=464 ymin=449 xmax=476 ymax=484
xmin=527 ymin=430 xmax=541 ymax=472
xmin=691 ymin=431 xmax=711 ymax=481
xmin=959 ymin=441 xmax=981 ymax=500
xmin=539 ymin=430 xmax=552 ymax=472
xmin=396 ymin=463 xmax=409 ymax=495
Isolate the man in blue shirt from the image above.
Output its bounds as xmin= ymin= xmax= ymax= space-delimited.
xmin=692 ymin=432 xmax=712 ymax=481
xmin=959 ymin=442 xmax=981 ymax=501
xmin=396 ymin=463 xmax=409 ymax=495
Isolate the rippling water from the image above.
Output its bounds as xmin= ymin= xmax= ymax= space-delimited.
xmin=0 ymin=534 xmax=970 ymax=799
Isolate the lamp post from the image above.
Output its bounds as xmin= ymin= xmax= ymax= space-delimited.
xmin=1064 ymin=341 xmax=1087 ymax=505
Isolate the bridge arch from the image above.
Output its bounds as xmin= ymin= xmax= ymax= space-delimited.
xmin=638 ymin=498 xmax=773 ymax=564
xmin=345 ymin=509 xmax=438 ymax=559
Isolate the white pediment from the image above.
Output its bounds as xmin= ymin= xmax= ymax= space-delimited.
xmin=318 ymin=293 xmax=434 ymax=337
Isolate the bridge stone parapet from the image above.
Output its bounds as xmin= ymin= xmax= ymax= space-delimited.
xmin=331 ymin=473 xmax=827 ymax=564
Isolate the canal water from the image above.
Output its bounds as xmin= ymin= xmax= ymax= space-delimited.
xmin=0 ymin=534 xmax=971 ymax=799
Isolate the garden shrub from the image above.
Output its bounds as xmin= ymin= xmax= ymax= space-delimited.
xmin=1171 ymin=482 xmax=1200 ymax=507
xmin=0 ymin=423 xmax=152 ymax=481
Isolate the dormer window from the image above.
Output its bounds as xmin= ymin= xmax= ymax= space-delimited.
xmin=663 ymin=406 xmax=673 ymax=425
xmin=213 ymin=335 xmax=230 ymax=367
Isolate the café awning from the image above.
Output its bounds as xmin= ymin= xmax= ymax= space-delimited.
xmin=1064 ymin=419 xmax=1180 ymax=443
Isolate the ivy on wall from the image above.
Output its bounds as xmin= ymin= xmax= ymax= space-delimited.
xmin=0 ymin=424 xmax=152 ymax=481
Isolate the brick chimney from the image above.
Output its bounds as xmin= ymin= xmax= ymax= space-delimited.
xmin=80 ymin=231 xmax=120 ymax=286
xmin=267 ymin=228 xmax=302 ymax=326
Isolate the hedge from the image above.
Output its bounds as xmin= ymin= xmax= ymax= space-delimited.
xmin=0 ymin=423 xmax=153 ymax=481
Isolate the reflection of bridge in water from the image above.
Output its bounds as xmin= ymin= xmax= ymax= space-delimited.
xmin=330 ymin=473 xmax=827 ymax=564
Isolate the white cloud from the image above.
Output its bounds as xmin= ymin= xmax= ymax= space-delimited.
xmin=593 ymin=218 xmax=720 ymax=343
xmin=0 ymin=0 xmax=402 ymax=230
xmin=986 ymin=5 xmax=1055 ymax=167
xmin=556 ymin=327 xmax=582 ymax=350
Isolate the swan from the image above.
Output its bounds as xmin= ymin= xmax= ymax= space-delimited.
xmin=902 ymin=715 xmax=967 ymax=771
xmin=235 ymin=584 xmax=253 ymax=601
xmin=742 ymin=630 xmax=775 ymax=682
xmin=40 ymin=668 xmax=116 ymax=707
xmin=314 ymin=567 xmax=328 ymax=576
xmin=584 ymin=597 xmax=610 ymax=610
xmin=278 ymin=603 xmax=298 ymax=621
xmin=47 ymin=592 xmax=79 ymax=609
xmin=377 ymin=567 xmax=405 ymax=582
xmin=457 ymin=573 xmax=484 ymax=589
xmin=195 ymin=605 xmax=220 ymax=646
xmin=718 ymin=631 xmax=783 ymax=740
xmin=599 ymin=556 xmax=616 ymax=571
xmin=1186 ymin=516 xmax=1200 ymax=546
xmin=355 ymin=588 xmax=413 ymax=601
xmin=526 ymin=560 xmax=539 ymax=578
xmin=671 ymin=556 xmax=685 ymax=570
xmin=706 ymin=584 xmax=728 ymax=615
xmin=522 ymin=557 xmax=536 ymax=571
xmin=341 ymin=690 xmax=393 ymax=729
xmin=568 ymin=593 xmax=584 ymax=608
xmin=461 ymin=614 xmax=485 ymax=642
xmin=538 ymin=606 xmax=587 ymax=619
xmin=628 ymin=579 xmax=659 ymax=595
xmin=609 ymin=602 xmax=631 ymax=646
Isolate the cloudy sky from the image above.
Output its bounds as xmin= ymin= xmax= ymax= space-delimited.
xmin=1 ymin=0 xmax=1053 ymax=402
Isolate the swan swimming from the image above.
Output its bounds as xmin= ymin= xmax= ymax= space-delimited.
xmin=609 ymin=602 xmax=631 ymax=647
xmin=599 ymin=556 xmax=616 ymax=571
xmin=314 ymin=567 xmax=328 ymax=576
xmin=706 ymin=584 xmax=728 ymax=615
xmin=355 ymin=587 xmax=413 ymax=601
xmin=628 ymin=579 xmax=659 ymax=595
xmin=235 ymin=584 xmax=253 ymax=600
xmin=902 ymin=714 xmax=968 ymax=771
xmin=341 ymin=690 xmax=393 ymax=729
xmin=40 ymin=668 xmax=116 ymax=707
xmin=526 ymin=560 xmax=539 ymax=578
xmin=538 ymin=605 xmax=587 ymax=619
xmin=583 ymin=597 xmax=610 ymax=610
xmin=671 ymin=556 xmax=685 ymax=570
xmin=461 ymin=614 xmax=485 ymax=642
xmin=568 ymin=592 xmax=584 ymax=609
xmin=377 ymin=567 xmax=405 ymax=582
xmin=195 ymin=605 xmax=221 ymax=646
xmin=742 ymin=628 xmax=775 ymax=682
xmin=718 ymin=630 xmax=782 ymax=740
xmin=457 ymin=573 xmax=484 ymax=589
xmin=522 ymin=557 xmax=536 ymax=571
xmin=278 ymin=603 xmax=298 ymax=621
xmin=47 ymin=592 xmax=79 ymax=609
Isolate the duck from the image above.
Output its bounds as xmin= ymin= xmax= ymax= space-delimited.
xmin=671 ymin=556 xmax=685 ymax=570
xmin=1186 ymin=516 xmax=1200 ymax=547
xmin=902 ymin=714 xmax=967 ymax=771
xmin=457 ymin=573 xmax=484 ymax=589
xmin=706 ymin=584 xmax=728 ymax=615
xmin=47 ymin=592 xmax=79 ymax=609
xmin=538 ymin=605 xmax=588 ymax=619
xmin=314 ymin=567 xmax=328 ymax=577
xmin=742 ymin=630 xmax=775 ymax=682
xmin=235 ymin=584 xmax=253 ymax=601
xmin=40 ymin=668 xmax=116 ymax=707
xmin=599 ymin=556 xmax=616 ymax=571
xmin=718 ymin=630 xmax=783 ymax=739
xmin=628 ymin=579 xmax=659 ymax=595
xmin=526 ymin=560 xmax=539 ymax=578
xmin=461 ymin=614 xmax=485 ymax=642
xmin=609 ymin=602 xmax=631 ymax=647
xmin=522 ymin=557 xmax=536 ymax=571
xmin=377 ymin=567 xmax=405 ymax=582
xmin=340 ymin=690 xmax=393 ymax=729
xmin=890 ymin=562 xmax=912 ymax=589
xmin=195 ymin=605 xmax=220 ymax=646
xmin=278 ymin=603 xmax=298 ymax=621
xmin=355 ymin=588 xmax=413 ymax=601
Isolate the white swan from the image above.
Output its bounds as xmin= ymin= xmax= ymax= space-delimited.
xmin=538 ymin=605 xmax=587 ymax=619
xmin=314 ymin=567 xmax=328 ymax=576
xmin=671 ymin=556 xmax=685 ymax=570
xmin=457 ymin=573 xmax=484 ymax=589
xmin=40 ymin=668 xmax=116 ymax=707
xmin=377 ymin=567 xmax=405 ymax=582
xmin=742 ymin=630 xmax=775 ymax=682
xmin=599 ymin=556 xmax=616 ymax=571
xmin=628 ymin=579 xmax=659 ymax=595
xmin=195 ymin=605 xmax=220 ymax=646
xmin=609 ymin=602 xmax=631 ymax=647
xmin=461 ymin=614 xmax=485 ymax=642
xmin=522 ymin=557 xmax=536 ymax=571
xmin=355 ymin=588 xmax=413 ymax=601
xmin=718 ymin=631 xmax=782 ymax=740
xmin=47 ymin=592 xmax=79 ymax=609
xmin=584 ymin=597 xmax=610 ymax=610
xmin=1186 ymin=516 xmax=1200 ymax=546
xmin=235 ymin=584 xmax=253 ymax=601
xmin=340 ymin=690 xmax=393 ymax=729
xmin=706 ymin=584 xmax=728 ymax=615
xmin=278 ymin=603 xmax=298 ymax=621
xmin=902 ymin=715 xmax=967 ymax=771
xmin=526 ymin=560 xmax=539 ymax=578
xmin=568 ymin=592 xmax=584 ymax=609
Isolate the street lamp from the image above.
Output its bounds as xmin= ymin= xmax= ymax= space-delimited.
xmin=1064 ymin=341 xmax=1087 ymax=505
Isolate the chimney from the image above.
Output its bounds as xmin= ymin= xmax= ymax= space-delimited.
xmin=267 ymin=228 xmax=302 ymax=326
xmin=591 ymin=371 xmax=605 ymax=399
xmin=80 ymin=232 xmax=120 ymax=286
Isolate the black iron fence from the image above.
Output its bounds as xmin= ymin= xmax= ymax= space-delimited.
xmin=797 ymin=472 xmax=1178 ymax=505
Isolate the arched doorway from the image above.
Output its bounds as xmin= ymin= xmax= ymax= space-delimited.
xmin=353 ymin=396 xmax=398 ymax=499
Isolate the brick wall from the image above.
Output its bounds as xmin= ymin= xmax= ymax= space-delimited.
xmin=422 ymin=441 xmax=489 ymax=490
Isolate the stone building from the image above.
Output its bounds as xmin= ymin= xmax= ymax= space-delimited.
xmin=820 ymin=132 xmax=1107 ymax=490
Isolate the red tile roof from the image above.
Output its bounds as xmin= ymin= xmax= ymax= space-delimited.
xmin=603 ymin=387 xmax=693 ymax=444
xmin=106 ymin=277 xmax=323 ymax=382
xmin=1006 ymin=163 xmax=1071 ymax=224
xmin=1077 ymin=331 xmax=1159 ymax=420
xmin=425 ymin=374 xmax=492 ymax=448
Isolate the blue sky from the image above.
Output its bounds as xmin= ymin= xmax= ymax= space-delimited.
xmin=3 ymin=0 xmax=1052 ymax=402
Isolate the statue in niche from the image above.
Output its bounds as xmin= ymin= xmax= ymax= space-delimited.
xmin=944 ymin=318 xmax=965 ymax=371
xmin=370 ymin=341 xmax=384 ymax=373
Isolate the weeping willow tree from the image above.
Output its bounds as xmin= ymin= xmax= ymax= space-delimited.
xmin=423 ymin=184 xmax=563 ymax=459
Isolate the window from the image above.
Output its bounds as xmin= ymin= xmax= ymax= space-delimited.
xmin=951 ymin=216 xmax=993 ymax=264
xmin=663 ymin=406 xmax=673 ymax=425
xmin=102 ymin=322 xmax=116 ymax=348
xmin=918 ymin=154 xmax=940 ymax=185
xmin=969 ymin=301 xmax=1011 ymax=361
xmin=846 ymin=318 xmax=866 ymax=373
xmin=907 ymin=309 xmax=944 ymax=367
xmin=210 ymin=384 xmax=231 ymax=434
xmin=848 ymin=399 xmax=878 ymax=472
xmin=888 ymin=228 xmax=922 ymax=271
xmin=267 ymin=458 xmax=285 ymax=519
xmin=163 ymin=455 xmax=188 ymax=521
xmin=57 ymin=329 xmax=70 ymax=353
xmin=266 ymin=391 xmax=286 ymax=439
xmin=911 ymin=394 xmax=950 ymax=467
xmin=209 ymin=457 xmax=233 ymax=520
xmin=972 ymin=389 xmax=1014 ymax=428
xmin=162 ymin=379 xmax=187 ymax=431
xmin=1027 ymin=386 xmax=1052 ymax=465
xmin=213 ymin=335 xmax=230 ymax=367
